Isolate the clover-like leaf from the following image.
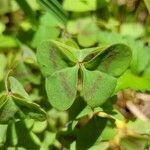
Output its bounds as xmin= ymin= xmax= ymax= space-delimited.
xmin=37 ymin=40 xmax=77 ymax=77
xmin=37 ymin=40 xmax=131 ymax=110
xmin=0 ymin=96 xmax=18 ymax=124
xmin=85 ymin=44 xmax=132 ymax=77
xmin=0 ymin=77 xmax=46 ymax=122
xmin=67 ymin=17 xmax=99 ymax=47
xmin=81 ymin=67 xmax=117 ymax=107
xmin=12 ymin=96 xmax=46 ymax=121
xmin=0 ymin=94 xmax=46 ymax=123
xmin=46 ymin=66 xmax=78 ymax=110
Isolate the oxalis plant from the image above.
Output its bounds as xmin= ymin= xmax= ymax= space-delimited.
xmin=37 ymin=40 xmax=132 ymax=110
xmin=0 ymin=75 xmax=46 ymax=123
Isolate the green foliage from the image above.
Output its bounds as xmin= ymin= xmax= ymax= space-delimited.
xmin=0 ymin=0 xmax=150 ymax=149
xmin=37 ymin=40 xmax=131 ymax=110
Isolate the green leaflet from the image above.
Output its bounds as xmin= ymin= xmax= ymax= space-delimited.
xmin=46 ymin=66 xmax=78 ymax=110
xmin=98 ymin=31 xmax=150 ymax=75
xmin=67 ymin=17 xmax=99 ymax=47
xmin=0 ymin=76 xmax=46 ymax=123
xmin=0 ymin=96 xmax=18 ymax=124
xmin=37 ymin=40 xmax=75 ymax=77
xmin=51 ymin=40 xmax=78 ymax=62
xmin=85 ymin=44 xmax=132 ymax=77
xmin=12 ymin=96 xmax=46 ymax=121
xmin=0 ymin=94 xmax=46 ymax=123
xmin=81 ymin=67 xmax=117 ymax=107
xmin=9 ymin=76 xmax=30 ymax=100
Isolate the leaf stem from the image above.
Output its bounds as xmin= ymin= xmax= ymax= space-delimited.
xmin=5 ymin=69 xmax=12 ymax=94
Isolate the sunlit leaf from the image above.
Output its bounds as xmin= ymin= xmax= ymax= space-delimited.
xmin=37 ymin=40 xmax=75 ymax=77
xmin=46 ymin=66 xmax=78 ymax=110
xmin=85 ymin=44 xmax=132 ymax=77
xmin=81 ymin=67 xmax=117 ymax=107
xmin=9 ymin=76 xmax=30 ymax=99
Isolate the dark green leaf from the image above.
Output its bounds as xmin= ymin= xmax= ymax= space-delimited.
xmin=76 ymin=116 xmax=107 ymax=150
xmin=85 ymin=44 xmax=132 ymax=77
xmin=81 ymin=67 xmax=117 ymax=107
xmin=37 ymin=40 xmax=75 ymax=77
xmin=46 ymin=66 xmax=78 ymax=110
xmin=13 ymin=96 xmax=46 ymax=121
xmin=0 ymin=96 xmax=17 ymax=124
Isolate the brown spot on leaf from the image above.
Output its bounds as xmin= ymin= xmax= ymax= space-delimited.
xmin=101 ymin=49 xmax=119 ymax=72
xmin=85 ymin=75 xmax=102 ymax=100
xmin=59 ymin=72 xmax=75 ymax=99
xmin=49 ymin=47 xmax=58 ymax=69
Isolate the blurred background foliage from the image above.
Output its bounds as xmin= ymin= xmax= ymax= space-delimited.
xmin=0 ymin=0 xmax=150 ymax=149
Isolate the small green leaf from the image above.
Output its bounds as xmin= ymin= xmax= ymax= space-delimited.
xmin=9 ymin=76 xmax=30 ymax=100
xmin=0 ymin=96 xmax=18 ymax=124
xmin=67 ymin=18 xmax=99 ymax=47
xmin=77 ymin=20 xmax=99 ymax=47
xmin=85 ymin=44 xmax=132 ymax=77
xmin=46 ymin=66 xmax=78 ymax=110
xmin=82 ymin=67 xmax=117 ymax=107
xmin=98 ymin=31 xmax=149 ymax=75
xmin=51 ymin=40 xmax=78 ymax=62
xmin=37 ymin=40 xmax=75 ymax=77
xmin=13 ymin=96 xmax=46 ymax=121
